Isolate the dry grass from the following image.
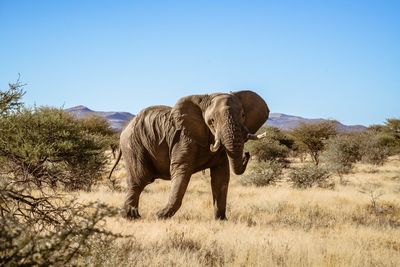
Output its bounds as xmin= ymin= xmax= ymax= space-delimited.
xmin=76 ymin=156 xmax=400 ymax=266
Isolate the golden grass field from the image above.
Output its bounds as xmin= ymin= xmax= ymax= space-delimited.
xmin=77 ymin=156 xmax=400 ymax=266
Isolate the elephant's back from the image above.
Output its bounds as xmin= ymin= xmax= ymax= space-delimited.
xmin=121 ymin=105 xmax=174 ymax=163
xmin=123 ymin=105 xmax=171 ymax=131
xmin=131 ymin=105 xmax=172 ymax=133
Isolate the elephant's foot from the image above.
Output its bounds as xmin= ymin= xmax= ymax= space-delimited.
xmin=215 ymin=213 xmax=227 ymax=221
xmin=122 ymin=206 xmax=141 ymax=220
xmin=156 ymin=208 xmax=175 ymax=219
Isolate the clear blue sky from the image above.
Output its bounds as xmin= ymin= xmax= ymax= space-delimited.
xmin=1 ymin=1 xmax=399 ymax=126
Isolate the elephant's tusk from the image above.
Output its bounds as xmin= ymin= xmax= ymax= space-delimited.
xmin=210 ymin=139 xmax=221 ymax=152
xmin=247 ymin=132 xmax=267 ymax=140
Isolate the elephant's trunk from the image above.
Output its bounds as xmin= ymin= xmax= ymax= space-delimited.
xmin=221 ymin=117 xmax=249 ymax=175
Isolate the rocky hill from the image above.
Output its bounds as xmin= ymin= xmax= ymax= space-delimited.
xmin=266 ymin=113 xmax=366 ymax=132
xmin=66 ymin=106 xmax=366 ymax=132
xmin=65 ymin=105 xmax=134 ymax=130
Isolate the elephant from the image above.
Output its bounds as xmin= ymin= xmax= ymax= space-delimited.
xmin=108 ymin=90 xmax=269 ymax=220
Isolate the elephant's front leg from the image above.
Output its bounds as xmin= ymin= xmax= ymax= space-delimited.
xmin=156 ymin=164 xmax=192 ymax=219
xmin=210 ymin=156 xmax=230 ymax=220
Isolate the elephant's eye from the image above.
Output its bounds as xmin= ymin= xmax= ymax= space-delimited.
xmin=208 ymin=118 xmax=214 ymax=126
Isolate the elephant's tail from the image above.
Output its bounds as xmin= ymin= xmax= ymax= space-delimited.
xmin=108 ymin=148 xmax=122 ymax=182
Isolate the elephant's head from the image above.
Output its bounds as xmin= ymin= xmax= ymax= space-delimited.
xmin=172 ymin=90 xmax=269 ymax=175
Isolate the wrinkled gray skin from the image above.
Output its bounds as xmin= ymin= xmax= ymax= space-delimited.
xmin=109 ymin=90 xmax=269 ymax=220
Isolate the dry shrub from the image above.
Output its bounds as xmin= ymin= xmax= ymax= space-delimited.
xmin=351 ymin=201 xmax=400 ymax=228
xmin=80 ymin=230 xmax=226 ymax=267
xmin=240 ymin=161 xmax=283 ymax=187
xmin=271 ymin=203 xmax=337 ymax=230
xmin=0 ymin=180 xmax=121 ymax=266
xmin=323 ymin=133 xmax=362 ymax=178
xmin=289 ymin=164 xmax=333 ymax=189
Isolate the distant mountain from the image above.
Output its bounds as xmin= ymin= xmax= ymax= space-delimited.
xmin=65 ymin=105 xmax=134 ymax=130
xmin=66 ymin=106 xmax=366 ymax=132
xmin=266 ymin=113 xmax=366 ymax=132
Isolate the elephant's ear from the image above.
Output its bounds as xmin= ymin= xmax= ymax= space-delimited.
xmin=171 ymin=95 xmax=210 ymax=147
xmin=232 ymin=90 xmax=270 ymax=134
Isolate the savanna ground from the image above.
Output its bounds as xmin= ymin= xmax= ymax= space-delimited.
xmin=75 ymin=155 xmax=400 ymax=267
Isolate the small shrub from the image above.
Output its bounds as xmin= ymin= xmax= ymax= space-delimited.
xmin=245 ymin=126 xmax=293 ymax=163
xmin=247 ymin=139 xmax=290 ymax=162
xmin=289 ymin=164 xmax=333 ymax=189
xmin=359 ymin=131 xmax=390 ymax=165
xmin=240 ymin=161 xmax=283 ymax=187
xmin=0 ymin=180 xmax=121 ymax=266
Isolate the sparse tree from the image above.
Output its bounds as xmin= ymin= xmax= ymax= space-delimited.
xmin=291 ymin=121 xmax=337 ymax=165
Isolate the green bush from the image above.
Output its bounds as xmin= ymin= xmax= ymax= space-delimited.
xmin=289 ymin=164 xmax=333 ymax=189
xmin=359 ymin=130 xmax=390 ymax=165
xmin=369 ymin=118 xmax=400 ymax=156
xmin=0 ymin=107 xmax=110 ymax=191
xmin=245 ymin=126 xmax=293 ymax=163
xmin=240 ymin=161 xmax=283 ymax=187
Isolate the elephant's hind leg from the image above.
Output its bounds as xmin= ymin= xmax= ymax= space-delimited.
xmin=123 ymin=183 xmax=146 ymax=219
xmin=122 ymin=159 xmax=153 ymax=220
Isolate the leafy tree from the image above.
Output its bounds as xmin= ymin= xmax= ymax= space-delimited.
xmin=0 ymin=80 xmax=114 ymax=191
xmin=291 ymin=121 xmax=337 ymax=165
xmin=381 ymin=118 xmax=400 ymax=155
xmin=80 ymin=114 xmax=120 ymax=157
xmin=384 ymin=118 xmax=400 ymax=135
xmin=0 ymin=107 xmax=110 ymax=190
xmin=0 ymin=80 xmax=120 ymax=265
